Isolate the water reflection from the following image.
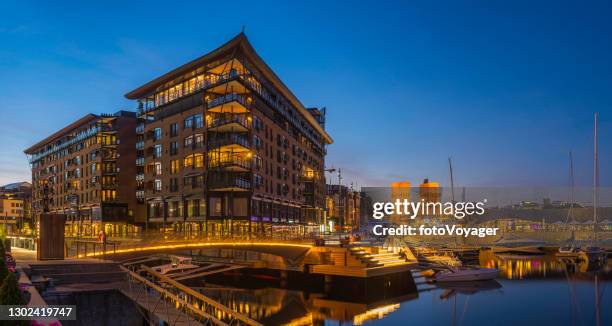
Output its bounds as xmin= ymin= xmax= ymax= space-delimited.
xmin=187 ymin=251 xmax=610 ymax=325
xmin=195 ymin=286 xmax=410 ymax=325
xmin=437 ymin=280 xmax=503 ymax=300
xmin=480 ymin=250 xmax=610 ymax=279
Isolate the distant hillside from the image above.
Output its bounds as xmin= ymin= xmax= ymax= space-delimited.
xmin=469 ymin=206 xmax=612 ymax=224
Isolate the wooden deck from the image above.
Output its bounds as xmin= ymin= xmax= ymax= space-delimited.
xmin=310 ymin=261 xmax=414 ymax=277
xmin=309 ymin=247 xmax=415 ymax=277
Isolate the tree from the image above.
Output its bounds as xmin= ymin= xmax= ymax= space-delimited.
xmin=0 ymin=272 xmax=25 ymax=305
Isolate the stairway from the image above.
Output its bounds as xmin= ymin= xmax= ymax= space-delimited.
xmin=348 ymin=247 xmax=406 ymax=268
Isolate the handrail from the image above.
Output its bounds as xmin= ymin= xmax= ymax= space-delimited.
xmin=207 ymin=135 xmax=250 ymax=149
xmin=207 ymin=114 xmax=251 ymax=129
xmin=120 ymin=266 xmax=226 ymax=325
xmin=140 ymin=265 xmax=264 ymax=326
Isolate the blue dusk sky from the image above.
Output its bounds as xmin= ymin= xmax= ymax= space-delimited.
xmin=0 ymin=1 xmax=611 ymax=189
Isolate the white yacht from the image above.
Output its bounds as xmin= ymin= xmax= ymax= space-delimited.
xmin=434 ymin=266 xmax=499 ymax=282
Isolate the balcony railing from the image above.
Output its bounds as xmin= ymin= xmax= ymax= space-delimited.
xmin=101 ymin=182 xmax=119 ymax=189
xmin=207 ymin=114 xmax=251 ymax=130
xmin=207 ymin=135 xmax=250 ymax=150
xmin=206 ymin=93 xmax=248 ymax=110
xmin=99 ymin=124 xmax=117 ymax=133
xmin=208 ymin=177 xmax=251 ymax=191
xmin=134 ymin=63 xmax=323 ymax=147
xmin=208 ymin=155 xmax=251 ymax=170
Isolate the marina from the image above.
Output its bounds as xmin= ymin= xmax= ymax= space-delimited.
xmin=12 ymin=238 xmax=611 ymax=325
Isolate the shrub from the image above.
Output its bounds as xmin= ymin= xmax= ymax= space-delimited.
xmin=0 ymin=258 xmax=7 ymax=287
xmin=0 ymin=272 xmax=25 ymax=305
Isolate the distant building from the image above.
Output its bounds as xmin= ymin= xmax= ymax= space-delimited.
xmin=0 ymin=197 xmax=24 ymax=233
xmin=326 ymin=184 xmax=361 ymax=231
xmin=359 ymin=191 xmax=373 ymax=227
xmin=390 ymin=181 xmax=411 ymax=225
xmin=419 ymin=178 xmax=440 ymax=203
xmin=0 ymin=182 xmax=32 ymax=234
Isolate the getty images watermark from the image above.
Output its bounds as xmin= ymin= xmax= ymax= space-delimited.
xmin=370 ymin=199 xmax=500 ymax=238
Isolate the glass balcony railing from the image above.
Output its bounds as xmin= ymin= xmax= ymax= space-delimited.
xmin=207 ymin=135 xmax=250 ymax=150
xmin=208 ymin=155 xmax=251 ymax=170
xmin=208 ymin=177 xmax=251 ymax=191
xmin=206 ymin=93 xmax=248 ymax=110
xmin=101 ymin=182 xmax=119 ymax=189
xmin=207 ymin=114 xmax=251 ymax=130
xmin=133 ymin=63 xmax=322 ymax=147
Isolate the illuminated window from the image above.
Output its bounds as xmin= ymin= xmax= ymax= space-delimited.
xmin=171 ymin=160 xmax=180 ymax=174
xmin=184 ymin=155 xmax=193 ymax=167
xmin=194 ymin=153 xmax=204 ymax=168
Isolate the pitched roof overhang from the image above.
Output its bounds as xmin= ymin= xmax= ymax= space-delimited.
xmin=124 ymin=33 xmax=333 ymax=144
xmin=24 ymin=114 xmax=99 ymax=154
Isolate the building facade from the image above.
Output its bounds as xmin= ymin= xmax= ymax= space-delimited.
xmin=126 ymin=33 xmax=332 ymax=237
xmin=0 ymin=198 xmax=23 ymax=234
xmin=0 ymin=182 xmax=32 ymax=235
xmin=325 ymin=184 xmax=361 ymax=231
xmin=24 ymin=111 xmax=140 ymax=238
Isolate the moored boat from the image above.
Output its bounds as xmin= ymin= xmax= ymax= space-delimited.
xmin=434 ymin=266 xmax=499 ymax=282
xmin=556 ymin=246 xmax=582 ymax=257
xmin=153 ymin=255 xmax=199 ymax=275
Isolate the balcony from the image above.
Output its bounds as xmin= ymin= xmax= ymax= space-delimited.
xmin=207 ymin=135 xmax=250 ymax=152
xmin=208 ymin=155 xmax=251 ymax=172
xmin=206 ymin=114 xmax=251 ymax=132
xmin=101 ymin=153 xmax=117 ymax=161
xmin=206 ymin=94 xmax=249 ymax=113
xmin=208 ymin=176 xmax=251 ymax=192
xmin=101 ymin=168 xmax=118 ymax=175
xmin=206 ymin=70 xmax=250 ymax=95
xmin=99 ymin=124 xmax=117 ymax=133
xmin=101 ymin=182 xmax=118 ymax=190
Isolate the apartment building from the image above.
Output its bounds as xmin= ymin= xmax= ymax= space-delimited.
xmin=24 ymin=111 xmax=140 ymax=237
xmin=126 ymin=33 xmax=332 ymax=236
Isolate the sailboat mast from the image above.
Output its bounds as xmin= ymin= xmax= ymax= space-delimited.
xmin=566 ymin=150 xmax=575 ymax=225
xmin=593 ymin=112 xmax=598 ymax=224
xmin=448 ymin=156 xmax=455 ymax=203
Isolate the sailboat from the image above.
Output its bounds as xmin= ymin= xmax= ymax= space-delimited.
xmin=558 ymin=151 xmax=581 ymax=256
xmin=558 ymin=113 xmax=607 ymax=258
xmin=583 ymin=113 xmax=607 ymax=257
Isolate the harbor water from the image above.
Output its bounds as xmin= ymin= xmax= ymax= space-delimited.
xmin=188 ymin=250 xmax=611 ymax=325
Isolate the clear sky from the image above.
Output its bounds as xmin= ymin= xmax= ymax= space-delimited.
xmin=0 ymin=1 xmax=611 ymax=189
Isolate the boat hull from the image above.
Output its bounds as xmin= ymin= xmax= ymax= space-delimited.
xmin=435 ymin=268 xmax=499 ymax=282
